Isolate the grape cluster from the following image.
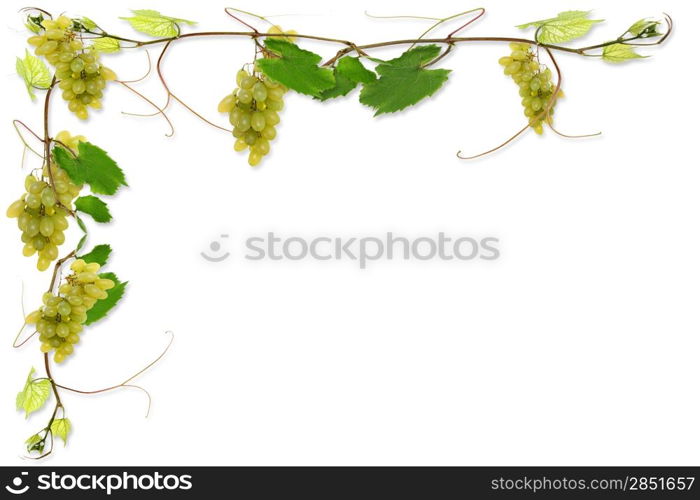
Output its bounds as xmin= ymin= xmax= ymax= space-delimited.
xmin=218 ymin=68 xmax=287 ymax=166
xmin=25 ymin=259 xmax=115 ymax=363
xmin=27 ymin=15 xmax=116 ymax=120
xmin=498 ymin=43 xmax=562 ymax=134
xmin=7 ymin=132 xmax=83 ymax=271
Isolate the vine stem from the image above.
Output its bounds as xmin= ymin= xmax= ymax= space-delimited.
xmin=48 ymin=250 xmax=75 ymax=293
xmin=53 ymin=331 xmax=174 ymax=417
xmin=90 ymin=30 xmax=657 ymax=59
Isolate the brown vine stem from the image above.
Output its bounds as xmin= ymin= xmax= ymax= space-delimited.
xmin=148 ymin=40 xmax=232 ymax=134
xmin=117 ymin=80 xmax=175 ymax=137
xmin=13 ymin=120 xmax=44 ymax=159
xmin=47 ymin=250 xmax=75 ymax=293
xmin=54 ymin=331 xmax=174 ymax=417
xmin=32 ymin=351 xmax=64 ymax=459
xmin=42 ymin=77 xmax=55 ymax=179
xmin=41 ymin=77 xmax=75 ymax=216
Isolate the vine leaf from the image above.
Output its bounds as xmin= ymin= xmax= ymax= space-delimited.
xmin=26 ymin=433 xmax=45 ymax=454
xmin=75 ymin=215 xmax=88 ymax=252
xmin=53 ymin=142 xmax=127 ymax=196
xmin=318 ymin=57 xmax=376 ymax=101
xmin=79 ymin=244 xmax=112 ymax=266
xmin=75 ymin=195 xmax=112 ymax=223
xmin=602 ymin=44 xmax=646 ymax=63
xmin=16 ymin=49 xmax=51 ymax=100
xmin=120 ymin=9 xmax=196 ymax=38
xmin=85 ymin=273 xmax=127 ymax=325
xmin=50 ymin=418 xmax=72 ymax=446
xmin=626 ymin=19 xmax=662 ymax=38
xmin=92 ymin=37 xmax=121 ymax=53
xmin=359 ymin=45 xmax=450 ymax=116
xmin=516 ymin=11 xmax=603 ymax=44
xmin=78 ymin=17 xmax=98 ymax=30
xmin=16 ymin=368 xmax=51 ymax=419
xmin=25 ymin=18 xmax=42 ymax=34
xmin=257 ymin=39 xmax=335 ymax=97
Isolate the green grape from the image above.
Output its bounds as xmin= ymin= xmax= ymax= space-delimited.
xmin=70 ymin=57 xmax=85 ymax=73
xmin=240 ymin=75 xmax=257 ymax=89
xmin=26 ymin=218 xmax=40 ymax=236
xmin=266 ymin=99 xmax=284 ymax=112
xmin=50 ymin=231 xmax=65 ymax=245
xmin=238 ymin=89 xmax=253 ymax=104
xmin=57 ymin=301 xmax=72 ymax=317
xmin=244 ymin=130 xmax=258 ymax=146
xmin=504 ymin=62 xmax=522 ymax=75
xmin=248 ymin=150 xmax=263 ymax=167
xmin=39 ymin=217 xmax=54 ymax=237
xmin=261 ymin=126 xmax=277 ymax=140
xmin=267 ymin=87 xmax=285 ymax=101
xmin=254 ymin=138 xmax=270 ymax=155
xmin=252 ymin=82 xmax=268 ymax=102
xmin=251 ymin=111 xmax=266 ymax=132
xmin=56 ymin=324 xmax=69 ymax=338
xmin=26 ymin=194 xmax=41 ymax=209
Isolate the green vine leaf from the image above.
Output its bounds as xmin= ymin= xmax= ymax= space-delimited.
xmin=75 ymin=195 xmax=112 ymax=223
xmin=53 ymin=142 xmax=127 ymax=196
xmin=92 ymin=37 xmax=121 ymax=53
xmin=318 ymin=57 xmax=376 ymax=101
xmin=50 ymin=418 xmax=72 ymax=446
xmin=257 ymin=39 xmax=335 ymax=97
xmin=78 ymin=17 xmax=98 ymax=30
xmin=602 ymin=43 xmax=646 ymax=63
xmin=79 ymin=244 xmax=112 ymax=266
xmin=85 ymin=273 xmax=127 ymax=325
xmin=16 ymin=49 xmax=51 ymax=100
xmin=120 ymin=9 xmax=196 ymax=38
xmin=16 ymin=368 xmax=51 ymax=419
xmin=627 ymin=19 xmax=662 ymax=38
xmin=517 ymin=11 xmax=603 ymax=44
xmin=26 ymin=433 xmax=45 ymax=454
xmin=76 ymin=235 xmax=87 ymax=252
xmin=359 ymin=45 xmax=450 ymax=116
xmin=25 ymin=18 xmax=42 ymax=34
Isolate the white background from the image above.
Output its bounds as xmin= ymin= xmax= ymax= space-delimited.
xmin=0 ymin=0 xmax=698 ymax=466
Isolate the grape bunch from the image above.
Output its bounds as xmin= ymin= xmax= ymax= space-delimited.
xmin=218 ymin=68 xmax=287 ymax=166
xmin=27 ymin=15 xmax=116 ymax=120
xmin=25 ymin=259 xmax=115 ymax=363
xmin=6 ymin=131 xmax=83 ymax=271
xmin=498 ymin=43 xmax=563 ymax=134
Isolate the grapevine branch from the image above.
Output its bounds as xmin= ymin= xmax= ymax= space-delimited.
xmin=76 ymin=9 xmax=672 ymax=153
xmin=13 ymin=6 xmax=672 ymax=458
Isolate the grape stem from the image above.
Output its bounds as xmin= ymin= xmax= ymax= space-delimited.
xmin=47 ymin=249 xmax=75 ymax=293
